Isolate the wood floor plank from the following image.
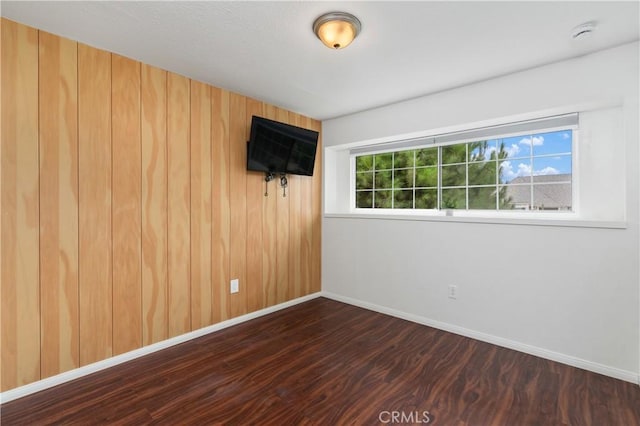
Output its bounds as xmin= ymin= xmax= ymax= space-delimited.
xmin=2 ymin=298 xmax=639 ymax=426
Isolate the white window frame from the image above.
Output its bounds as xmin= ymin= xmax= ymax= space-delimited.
xmin=350 ymin=114 xmax=579 ymax=218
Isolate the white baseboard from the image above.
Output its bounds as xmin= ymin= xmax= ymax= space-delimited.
xmin=321 ymin=291 xmax=640 ymax=385
xmin=0 ymin=292 xmax=322 ymax=404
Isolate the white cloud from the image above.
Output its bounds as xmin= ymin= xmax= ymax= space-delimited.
xmin=500 ymin=160 xmax=518 ymax=182
xmin=505 ymin=143 xmax=520 ymax=157
xmin=534 ymin=166 xmax=559 ymax=176
xmin=519 ymin=136 xmax=544 ymax=147
xmin=562 ymin=132 xmax=570 ymax=139
xmin=517 ymin=163 xmax=532 ymax=176
xmin=500 ymin=161 xmax=559 ymax=183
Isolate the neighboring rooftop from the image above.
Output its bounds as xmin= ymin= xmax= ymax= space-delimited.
xmin=506 ymin=174 xmax=571 ymax=210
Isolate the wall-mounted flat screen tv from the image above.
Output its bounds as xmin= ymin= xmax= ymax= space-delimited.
xmin=246 ymin=116 xmax=319 ymax=176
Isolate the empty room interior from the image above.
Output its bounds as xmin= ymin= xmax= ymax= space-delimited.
xmin=1 ymin=1 xmax=640 ymax=424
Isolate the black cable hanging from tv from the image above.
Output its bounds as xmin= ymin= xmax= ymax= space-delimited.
xmin=263 ymin=172 xmax=288 ymax=197
xmin=280 ymin=173 xmax=288 ymax=198
xmin=264 ymin=172 xmax=274 ymax=196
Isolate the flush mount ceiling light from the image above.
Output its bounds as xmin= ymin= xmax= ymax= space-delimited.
xmin=313 ymin=12 xmax=361 ymax=50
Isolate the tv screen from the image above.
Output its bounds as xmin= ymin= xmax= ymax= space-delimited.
xmin=246 ymin=116 xmax=319 ymax=176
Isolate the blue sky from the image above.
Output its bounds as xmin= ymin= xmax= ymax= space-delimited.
xmin=493 ymin=130 xmax=572 ymax=183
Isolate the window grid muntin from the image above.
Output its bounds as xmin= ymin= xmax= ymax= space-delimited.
xmin=354 ymin=127 xmax=573 ymax=211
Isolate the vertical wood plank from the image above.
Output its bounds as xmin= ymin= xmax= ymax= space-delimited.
xmin=211 ymin=87 xmax=230 ymax=323
xmin=190 ymin=81 xmax=212 ymax=329
xmin=141 ymin=64 xmax=168 ymax=345
xmin=111 ymin=54 xmax=142 ymax=355
xmin=78 ymin=43 xmax=112 ymax=366
xmin=299 ymin=115 xmax=314 ymax=296
xmin=1 ymin=19 xmax=40 ymax=390
xmin=262 ymin=104 xmax=278 ymax=307
xmin=167 ymin=72 xmax=191 ymax=337
xmin=229 ymin=93 xmax=247 ymax=317
xmin=38 ymin=30 xmax=80 ymax=378
xmin=245 ymin=99 xmax=264 ymax=312
xmin=275 ymin=108 xmax=290 ymax=304
xmin=288 ymin=113 xmax=303 ymax=299
xmin=310 ymin=119 xmax=322 ymax=293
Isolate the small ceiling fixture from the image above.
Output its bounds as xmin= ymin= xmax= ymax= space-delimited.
xmin=571 ymin=21 xmax=597 ymax=40
xmin=313 ymin=12 xmax=361 ymax=50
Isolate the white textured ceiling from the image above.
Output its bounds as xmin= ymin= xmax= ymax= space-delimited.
xmin=2 ymin=1 xmax=638 ymax=120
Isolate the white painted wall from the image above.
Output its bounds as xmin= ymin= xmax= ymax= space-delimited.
xmin=321 ymin=42 xmax=639 ymax=381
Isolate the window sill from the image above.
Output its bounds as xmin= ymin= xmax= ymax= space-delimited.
xmin=324 ymin=211 xmax=627 ymax=229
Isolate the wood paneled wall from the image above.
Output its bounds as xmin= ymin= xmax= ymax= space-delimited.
xmin=0 ymin=18 xmax=322 ymax=391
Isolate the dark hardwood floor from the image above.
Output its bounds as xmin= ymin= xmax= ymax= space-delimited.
xmin=2 ymin=297 xmax=639 ymax=425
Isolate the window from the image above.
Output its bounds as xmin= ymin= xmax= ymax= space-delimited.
xmin=353 ymin=115 xmax=575 ymax=212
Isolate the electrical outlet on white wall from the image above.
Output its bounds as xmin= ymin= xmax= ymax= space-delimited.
xmin=230 ymin=279 xmax=239 ymax=294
